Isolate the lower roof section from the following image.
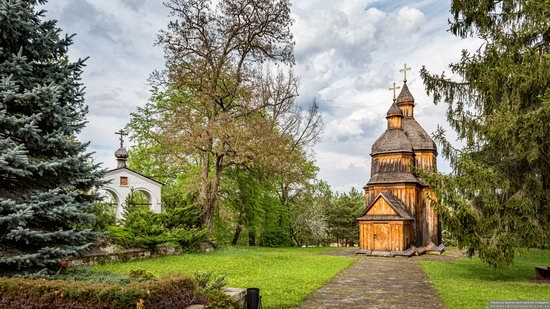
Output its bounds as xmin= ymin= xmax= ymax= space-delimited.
xmin=366 ymin=172 xmax=423 ymax=186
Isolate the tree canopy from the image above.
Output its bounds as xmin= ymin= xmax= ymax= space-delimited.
xmin=421 ymin=0 xmax=550 ymax=267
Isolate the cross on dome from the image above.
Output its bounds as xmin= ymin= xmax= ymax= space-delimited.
xmin=400 ymin=63 xmax=411 ymax=83
xmin=389 ymin=82 xmax=400 ymax=102
xmin=115 ymin=129 xmax=128 ymax=148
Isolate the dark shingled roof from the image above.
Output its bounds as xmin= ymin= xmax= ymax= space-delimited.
xmin=397 ymin=82 xmax=414 ymax=104
xmin=371 ymin=129 xmax=413 ymax=155
xmin=402 ymin=117 xmax=437 ymax=152
xmin=367 ymin=172 xmax=420 ymax=185
xmin=358 ymin=192 xmax=414 ymax=221
xmin=386 ymin=102 xmax=403 ymax=117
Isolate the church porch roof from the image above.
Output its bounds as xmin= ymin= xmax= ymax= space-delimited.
xmin=358 ymin=191 xmax=414 ymax=221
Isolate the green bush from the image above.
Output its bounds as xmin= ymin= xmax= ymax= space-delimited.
xmin=0 ymin=275 xmax=202 ymax=309
xmin=129 ymin=268 xmax=157 ymax=281
xmin=108 ymin=207 xmax=208 ymax=250
xmin=91 ymin=202 xmax=117 ymax=232
xmin=193 ymin=272 xmax=235 ymax=309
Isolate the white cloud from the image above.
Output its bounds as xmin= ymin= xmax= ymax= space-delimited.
xmin=41 ymin=0 xmax=481 ymax=190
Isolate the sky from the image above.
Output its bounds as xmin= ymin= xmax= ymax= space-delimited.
xmin=42 ymin=0 xmax=480 ymax=193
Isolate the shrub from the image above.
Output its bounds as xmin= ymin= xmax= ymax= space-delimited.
xmin=0 ymin=275 xmax=202 ymax=309
xmin=193 ymin=272 xmax=235 ymax=309
xmin=91 ymin=202 xmax=117 ymax=232
xmin=129 ymin=268 xmax=156 ymax=281
xmin=108 ymin=205 xmax=208 ymax=250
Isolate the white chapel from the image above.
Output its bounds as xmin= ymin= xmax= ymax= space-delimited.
xmin=101 ymin=130 xmax=163 ymax=219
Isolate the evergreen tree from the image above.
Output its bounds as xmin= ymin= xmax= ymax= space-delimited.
xmin=0 ymin=0 xmax=103 ymax=274
xmin=421 ymin=0 xmax=549 ymax=266
xmin=327 ymin=188 xmax=363 ymax=246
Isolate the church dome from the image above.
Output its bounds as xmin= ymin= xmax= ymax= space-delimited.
xmin=386 ymin=102 xmax=403 ymax=117
xmin=397 ymin=83 xmax=414 ymax=104
xmin=371 ymin=129 xmax=413 ymax=155
xmin=115 ymin=147 xmax=129 ymax=159
xmin=402 ymin=118 xmax=437 ymax=152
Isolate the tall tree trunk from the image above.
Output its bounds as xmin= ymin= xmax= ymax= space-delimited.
xmin=199 ymin=144 xmax=212 ymax=233
xmin=232 ymin=224 xmax=243 ymax=246
xmin=248 ymin=230 xmax=256 ymax=246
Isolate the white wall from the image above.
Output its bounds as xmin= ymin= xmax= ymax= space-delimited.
xmin=102 ymin=168 xmax=162 ymax=220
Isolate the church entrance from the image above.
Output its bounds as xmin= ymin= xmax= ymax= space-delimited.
xmin=374 ymin=224 xmax=390 ymax=250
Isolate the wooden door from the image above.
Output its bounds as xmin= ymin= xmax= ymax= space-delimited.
xmin=373 ymin=224 xmax=390 ymax=250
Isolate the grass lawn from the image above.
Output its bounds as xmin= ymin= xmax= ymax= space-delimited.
xmin=93 ymin=246 xmax=355 ymax=308
xmin=421 ymin=249 xmax=550 ymax=308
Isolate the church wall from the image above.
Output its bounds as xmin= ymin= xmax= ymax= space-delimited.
xmin=371 ymin=153 xmax=413 ymax=175
xmin=420 ymin=188 xmax=440 ymax=245
xmin=387 ymin=116 xmax=402 ymax=129
xmin=399 ymin=104 xmax=414 ymax=117
xmin=365 ymin=184 xmax=418 ymax=215
xmin=359 ymin=221 xmax=409 ymax=251
xmin=103 ymin=169 xmax=162 ymax=220
xmin=367 ymin=198 xmax=397 ymax=216
xmin=414 ymin=151 xmax=437 ymax=171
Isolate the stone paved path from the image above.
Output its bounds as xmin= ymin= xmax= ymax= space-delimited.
xmin=295 ymin=254 xmax=445 ymax=309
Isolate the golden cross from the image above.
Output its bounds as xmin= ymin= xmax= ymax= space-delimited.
xmin=115 ymin=129 xmax=128 ymax=148
xmin=389 ymin=82 xmax=400 ymax=101
xmin=400 ymin=63 xmax=412 ymax=83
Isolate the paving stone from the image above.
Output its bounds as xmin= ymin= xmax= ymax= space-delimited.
xmin=295 ymin=253 xmax=444 ymax=309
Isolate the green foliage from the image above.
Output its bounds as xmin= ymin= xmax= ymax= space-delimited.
xmin=326 ymin=187 xmax=364 ymax=246
xmin=0 ymin=0 xmax=104 ymax=274
xmin=129 ymin=268 xmax=157 ymax=281
xmin=193 ymin=270 xmax=234 ymax=308
xmin=420 ymin=0 xmax=550 ymax=267
xmin=421 ymin=249 xmax=550 ymax=308
xmin=51 ymin=269 xmax=135 ymax=285
xmin=0 ymin=274 xmax=201 ymax=308
xmin=109 ymin=191 xmax=208 ymax=250
xmin=94 ymin=246 xmax=356 ymax=309
xmin=90 ymin=202 xmax=117 ymax=232
xmin=290 ymin=180 xmax=332 ymax=246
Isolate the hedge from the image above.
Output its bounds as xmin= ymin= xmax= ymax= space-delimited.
xmin=0 ymin=275 xmax=204 ymax=308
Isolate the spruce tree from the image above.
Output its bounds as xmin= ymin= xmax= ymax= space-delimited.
xmin=0 ymin=0 xmax=103 ymax=274
xmin=421 ymin=0 xmax=549 ymax=267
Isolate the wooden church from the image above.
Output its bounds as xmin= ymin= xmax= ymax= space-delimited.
xmin=357 ymin=65 xmax=444 ymax=255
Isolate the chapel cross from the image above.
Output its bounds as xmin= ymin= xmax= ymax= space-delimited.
xmin=115 ymin=129 xmax=128 ymax=148
xmin=400 ymin=63 xmax=412 ymax=83
xmin=389 ymin=82 xmax=400 ymax=102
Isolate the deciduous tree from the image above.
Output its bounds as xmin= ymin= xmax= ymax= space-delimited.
xmin=137 ymin=0 xmax=322 ymax=234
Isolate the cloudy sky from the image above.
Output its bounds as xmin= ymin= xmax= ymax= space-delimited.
xmin=42 ymin=0 xmax=479 ymax=193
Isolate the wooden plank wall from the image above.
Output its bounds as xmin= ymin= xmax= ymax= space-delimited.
xmin=359 ymin=222 xmax=406 ymax=251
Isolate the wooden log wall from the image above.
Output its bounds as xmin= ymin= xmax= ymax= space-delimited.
xmin=371 ymin=153 xmax=413 ymax=175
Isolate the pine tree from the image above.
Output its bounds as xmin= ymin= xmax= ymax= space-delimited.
xmin=0 ymin=0 xmax=103 ymax=274
xmin=421 ymin=0 xmax=549 ymax=267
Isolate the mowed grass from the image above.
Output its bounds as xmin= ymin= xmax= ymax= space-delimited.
xmin=421 ymin=249 xmax=550 ymax=308
xmin=93 ymin=246 xmax=356 ymax=308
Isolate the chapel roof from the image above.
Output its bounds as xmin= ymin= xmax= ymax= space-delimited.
xmin=358 ymin=191 xmax=414 ymax=221
xmin=402 ymin=117 xmax=437 ymax=152
xmin=371 ymin=128 xmax=413 ymax=155
xmin=367 ymin=171 xmax=420 ymax=185
xmin=397 ymin=82 xmax=414 ymax=104
xmin=386 ymin=101 xmax=403 ymax=117
xmin=115 ymin=147 xmax=129 ymax=159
